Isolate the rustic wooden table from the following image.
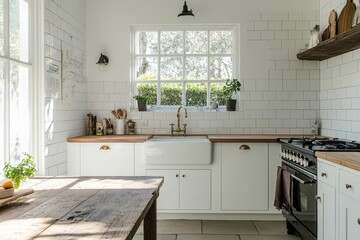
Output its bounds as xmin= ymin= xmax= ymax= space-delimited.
xmin=0 ymin=176 xmax=163 ymax=240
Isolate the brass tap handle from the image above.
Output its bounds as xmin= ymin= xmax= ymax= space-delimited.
xmin=170 ymin=123 xmax=174 ymax=135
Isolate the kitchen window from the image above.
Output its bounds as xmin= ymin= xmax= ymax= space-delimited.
xmin=0 ymin=0 xmax=33 ymax=174
xmin=131 ymin=25 xmax=237 ymax=110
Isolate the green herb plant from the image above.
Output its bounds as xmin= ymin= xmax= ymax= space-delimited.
xmin=3 ymin=153 xmax=36 ymax=189
xmin=223 ymin=79 xmax=241 ymax=100
xmin=133 ymin=95 xmax=149 ymax=102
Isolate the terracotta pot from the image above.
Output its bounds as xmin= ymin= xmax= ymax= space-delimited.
xmin=226 ymin=99 xmax=237 ymax=111
xmin=137 ymin=100 xmax=147 ymax=111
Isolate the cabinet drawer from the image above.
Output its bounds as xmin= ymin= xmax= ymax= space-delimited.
xmin=318 ymin=159 xmax=336 ymax=187
xmin=340 ymin=169 xmax=360 ymax=202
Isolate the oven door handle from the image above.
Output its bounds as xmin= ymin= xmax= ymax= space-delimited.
xmin=291 ymin=174 xmax=316 ymax=185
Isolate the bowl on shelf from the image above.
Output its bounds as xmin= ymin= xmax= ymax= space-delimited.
xmin=0 ymin=188 xmax=14 ymax=199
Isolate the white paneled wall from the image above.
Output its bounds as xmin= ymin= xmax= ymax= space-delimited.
xmin=320 ymin=0 xmax=360 ymax=141
xmin=44 ymin=0 xmax=87 ymax=175
xmin=87 ymin=10 xmax=320 ymax=135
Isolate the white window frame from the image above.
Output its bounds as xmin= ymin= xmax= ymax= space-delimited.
xmin=130 ymin=24 xmax=239 ymax=111
xmin=0 ymin=0 xmax=44 ymax=176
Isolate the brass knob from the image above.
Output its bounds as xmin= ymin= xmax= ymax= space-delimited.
xmin=321 ymin=173 xmax=327 ymax=177
xmin=100 ymin=145 xmax=111 ymax=150
xmin=239 ymin=145 xmax=250 ymax=150
xmin=358 ymin=218 xmax=360 ymax=225
xmin=315 ymin=195 xmax=321 ymax=201
xmin=346 ymin=184 xmax=352 ymax=189
xmin=182 ymin=174 xmax=185 ymax=177
xmin=176 ymin=174 xmax=179 ymax=178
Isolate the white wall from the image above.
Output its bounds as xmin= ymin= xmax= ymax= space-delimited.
xmin=86 ymin=0 xmax=320 ymax=135
xmin=319 ymin=0 xmax=360 ymax=141
xmin=44 ymin=0 xmax=87 ymax=175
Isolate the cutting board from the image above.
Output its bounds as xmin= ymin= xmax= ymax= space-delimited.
xmin=0 ymin=189 xmax=34 ymax=207
xmin=337 ymin=0 xmax=356 ymax=34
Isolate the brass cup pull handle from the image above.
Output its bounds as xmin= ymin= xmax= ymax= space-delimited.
xmin=239 ymin=145 xmax=250 ymax=150
xmin=100 ymin=145 xmax=111 ymax=150
xmin=358 ymin=218 xmax=360 ymax=225
xmin=315 ymin=195 xmax=321 ymax=201
xmin=321 ymin=173 xmax=327 ymax=177
xmin=346 ymin=184 xmax=352 ymax=189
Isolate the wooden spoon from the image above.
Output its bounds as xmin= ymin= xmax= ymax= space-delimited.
xmin=117 ymin=109 xmax=123 ymax=119
xmin=111 ymin=110 xmax=118 ymax=119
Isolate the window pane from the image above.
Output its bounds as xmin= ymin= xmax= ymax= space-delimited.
xmin=10 ymin=0 xmax=29 ymax=62
xmin=185 ymin=31 xmax=207 ymax=54
xmin=210 ymin=83 xmax=226 ymax=106
xmin=0 ymin=0 xmax=4 ymax=56
xmin=210 ymin=31 xmax=233 ymax=54
xmin=10 ymin=64 xmax=29 ymax=161
xmin=160 ymin=31 xmax=183 ymax=54
xmin=137 ymin=83 xmax=157 ymax=105
xmin=135 ymin=32 xmax=158 ymax=55
xmin=0 ymin=61 xmax=4 ymax=174
xmin=209 ymin=56 xmax=233 ymax=80
xmin=186 ymin=83 xmax=206 ymax=106
xmin=185 ymin=57 xmax=207 ymax=80
xmin=160 ymin=57 xmax=183 ymax=80
xmin=136 ymin=57 xmax=158 ymax=80
xmin=161 ymin=83 xmax=182 ymax=105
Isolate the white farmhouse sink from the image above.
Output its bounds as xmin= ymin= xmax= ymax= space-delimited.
xmin=145 ymin=135 xmax=212 ymax=165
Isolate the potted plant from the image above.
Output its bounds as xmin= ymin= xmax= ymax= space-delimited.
xmin=133 ymin=95 xmax=149 ymax=111
xmin=223 ymin=79 xmax=241 ymax=111
xmin=3 ymin=153 xmax=36 ymax=189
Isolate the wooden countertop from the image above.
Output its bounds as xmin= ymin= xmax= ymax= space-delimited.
xmin=316 ymin=152 xmax=360 ymax=172
xmin=68 ymin=134 xmax=320 ymax=143
xmin=0 ymin=176 xmax=163 ymax=240
xmin=67 ymin=135 xmax=152 ymax=143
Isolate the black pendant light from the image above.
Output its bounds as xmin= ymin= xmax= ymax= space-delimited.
xmin=178 ymin=1 xmax=194 ymax=17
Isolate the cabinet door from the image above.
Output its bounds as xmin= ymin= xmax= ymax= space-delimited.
xmin=222 ymin=143 xmax=269 ymax=210
xmin=180 ymin=170 xmax=211 ymax=210
xmin=147 ymin=169 xmax=180 ymax=210
xmin=317 ymin=181 xmax=336 ymax=240
xmin=80 ymin=143 xmax=134 ymax=176
xmin=339 ymin=194 xmax=360 ymax=240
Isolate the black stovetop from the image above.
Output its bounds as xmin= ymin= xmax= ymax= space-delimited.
xmin=280 ymin=137 xmax=360 ymax=155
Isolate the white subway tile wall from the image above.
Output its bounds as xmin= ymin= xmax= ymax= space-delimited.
xmin=87 ymin=10 xmax=320 ymax=135
xmin=320 ymin=0 xmax=360 ymax=141
xmin=44 ymin=0 xmax=87 ymax=175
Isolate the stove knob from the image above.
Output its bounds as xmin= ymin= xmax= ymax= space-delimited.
xmin=303 ymin=160 xmax=309 ymax=167
xmin=299 ymin=157 xmax=303 ymax=165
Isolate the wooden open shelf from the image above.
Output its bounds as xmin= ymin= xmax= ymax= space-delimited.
xmin=297 ymin=24 xmax=360 ymax=61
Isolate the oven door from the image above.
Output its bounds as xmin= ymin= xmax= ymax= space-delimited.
xmin=282 ymin=161 xmax=317 ymax=238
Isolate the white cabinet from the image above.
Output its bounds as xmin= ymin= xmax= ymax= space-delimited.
xmin=221 ymin=143 xmax=269 ymax=211
xmin=317 ymin=160 xmax=337 ymax=240
xmin=339 ymin=194 xmax=360 ymax=240
xmin=67 ymin=142 xmax=135 ymax=176
xmin=147 ymin=169 xmax=211 ymax=210
xmin=339 ymin=169 xmax=360 ymax=240
xmin=317 ymin=180 xmax=336 ymax=240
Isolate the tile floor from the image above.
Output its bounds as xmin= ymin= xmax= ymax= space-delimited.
xmin=134 ymin=220 xmax=301 ymax=240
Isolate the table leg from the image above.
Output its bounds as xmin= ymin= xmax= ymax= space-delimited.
xmin=144 ymin=198 xmax=157 ymax=240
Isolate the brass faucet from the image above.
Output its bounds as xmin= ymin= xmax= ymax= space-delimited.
xmin=170 ymin=106 xmax=188 ymax=135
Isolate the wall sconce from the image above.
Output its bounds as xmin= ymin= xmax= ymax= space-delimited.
xmin=178 ymin=1 xmax=194 ymax=17
xmin=96 ymin=53 xmax=109 ymax=70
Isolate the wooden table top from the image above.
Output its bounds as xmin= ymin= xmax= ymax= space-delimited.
xmin=0 ymin=176 xmax=163 ymax=240
xmin=67 ymin=135 xmax=152 ymax=143
xmin=316 ymin=152 xmax=360 ymax=172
